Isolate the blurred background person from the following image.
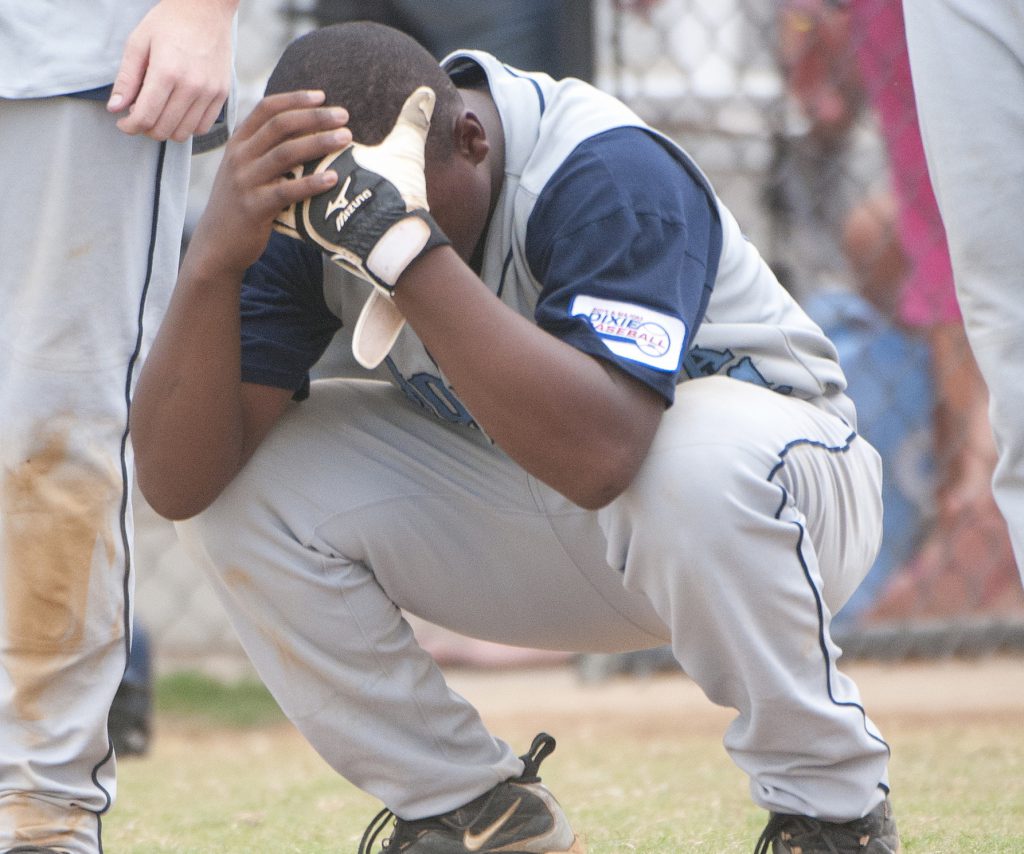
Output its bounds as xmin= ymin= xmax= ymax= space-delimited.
xmin=307 ymin=0 xmax=594 ymax=80
xmin=773 ymin=0 xmax=1022 ymax=625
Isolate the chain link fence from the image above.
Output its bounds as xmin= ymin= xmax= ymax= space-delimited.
xmin=597 ymin=0 xmax=1024 ymax=658
xmin=136 ymin=0 xmax=1024 ymax=674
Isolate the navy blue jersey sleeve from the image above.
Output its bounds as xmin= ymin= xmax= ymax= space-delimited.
xmin=240 ymin=231 xmax=340 ymax=400
xmin=526 ymin=127 xmax=721 ymax=405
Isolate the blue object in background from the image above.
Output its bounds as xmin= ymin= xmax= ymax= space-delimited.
xmin=109 ymin=620 xmax=153 ymax=756
xmin=804 ymin=290 xmax=935 ymax=628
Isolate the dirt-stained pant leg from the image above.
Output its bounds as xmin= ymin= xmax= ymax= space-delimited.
xmin=0 ymin=98 xmax=189 ymax=853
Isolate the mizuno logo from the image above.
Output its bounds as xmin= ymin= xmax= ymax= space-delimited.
xmin=462 ymin=797 xmax=521 ymax=851
xmin=324 ymin=175 xmax=372 ymax=231
xmin=325 ymin=175 xmax=351 ymax=212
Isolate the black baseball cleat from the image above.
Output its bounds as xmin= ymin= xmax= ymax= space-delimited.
xmin=108 ymin=621 xmax=154 ymax=758
xmin=754 ymin=797 xmax=900 ymax=853
xmin=357 ymin=732 xmax=585 ymax=853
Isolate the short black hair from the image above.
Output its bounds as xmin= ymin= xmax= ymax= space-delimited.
xmin=266 ymin=22 xmax=462 ymax=160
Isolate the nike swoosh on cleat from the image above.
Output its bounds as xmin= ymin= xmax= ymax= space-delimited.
xmin=463 ymin=797 xmax=522 ymax=851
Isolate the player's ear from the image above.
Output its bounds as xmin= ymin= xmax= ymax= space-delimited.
xmin=453 ymin=110 xmax=489 ymax=166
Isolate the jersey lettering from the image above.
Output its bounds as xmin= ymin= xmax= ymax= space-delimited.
xmin=683 ymin=347 xmax=793 ymax=395
xmin=385 ymin=359 xmax=477 ymax=426
xmin=683 ymin=346 xmax=734 ymax=378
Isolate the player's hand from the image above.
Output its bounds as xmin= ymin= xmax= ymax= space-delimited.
xmin=272 ymin=86 xmax=451 ymax=369
xmin=272 ymin=86 xmax=450 ymax=297
xmin=107 ymin=0 xmax=237 ymax=141
xmin=185 ymin=91 xmax=352 ymax=281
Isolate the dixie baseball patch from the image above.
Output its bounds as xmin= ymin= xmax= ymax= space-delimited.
xmin=571 ymin=295 xmax=686 ymax=372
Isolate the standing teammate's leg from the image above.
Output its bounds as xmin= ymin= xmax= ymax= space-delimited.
xmin=903 ymin=0 xmax=1024 ymax=577
xmin=0 ymin=97 xmax=189 ymax=853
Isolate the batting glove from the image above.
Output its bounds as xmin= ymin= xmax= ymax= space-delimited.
xmin=274 ymin=86 xmax=450 ymax=367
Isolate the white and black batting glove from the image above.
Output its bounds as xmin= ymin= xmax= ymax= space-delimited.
xmin=274 ymin=86 xmax=450 ymax=367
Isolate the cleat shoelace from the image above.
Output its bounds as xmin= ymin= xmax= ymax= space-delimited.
xmin=358 ymin=806 xmax=398 ymax=853
xmin=754 ymin=811 xmax=877 ymax=854
xmin=355 ymin=733 xmax=557 ymax=853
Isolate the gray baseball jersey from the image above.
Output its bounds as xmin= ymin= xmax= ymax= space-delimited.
xmin=0 ymin=1 xmax=157 ymax=98
xmin=241 ymin=51 xmax=855 ymax=438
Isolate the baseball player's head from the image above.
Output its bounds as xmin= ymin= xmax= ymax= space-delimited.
xmin=266 ymin=21 xmax=502 ymax=264
xmin=267 ymin=22 xmax=462 ymax=164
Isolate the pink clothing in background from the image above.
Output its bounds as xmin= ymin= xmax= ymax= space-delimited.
xmin=850 ymin=0 xmax=959 ymax=327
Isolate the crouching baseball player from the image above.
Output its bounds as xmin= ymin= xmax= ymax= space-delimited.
xmin=130 ymin=22 xmax=901 ymax=853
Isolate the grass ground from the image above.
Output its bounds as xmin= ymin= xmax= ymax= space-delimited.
xmin=105 ymin=656 xmax=1024 ymax=852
